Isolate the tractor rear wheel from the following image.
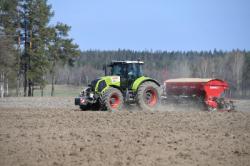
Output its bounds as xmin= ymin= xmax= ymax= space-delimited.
xmin=101 ymin=87 xmax=124 ymax=111
xmin=136 ymin=81 xmax=160 ymax=111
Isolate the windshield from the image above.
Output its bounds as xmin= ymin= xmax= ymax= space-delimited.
xmin=128 ymin=63 xmax=143 ymax=77
xmin=110 ymin=63 xmax=143 ymax=77
xmin=111 ymin=64 xmax=123 ymax=76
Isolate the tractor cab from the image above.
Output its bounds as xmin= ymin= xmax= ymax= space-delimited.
xmin=106 ymin=60 xmax=144 ymax=89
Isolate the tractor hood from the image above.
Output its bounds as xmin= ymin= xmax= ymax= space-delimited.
xmin=100 ymin=76 xmax=121 ymax=87
xmin=90 ymin=76 xmax=121 ymax=93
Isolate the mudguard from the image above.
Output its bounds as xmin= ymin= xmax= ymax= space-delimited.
xmin=132 ymin=76 xmax=160 ymax=92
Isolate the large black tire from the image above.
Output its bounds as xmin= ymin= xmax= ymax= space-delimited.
xmin=101 ymin=87 xmax=124 ymax=111
xmin=136 ymin=81 xmax=160 ymax=111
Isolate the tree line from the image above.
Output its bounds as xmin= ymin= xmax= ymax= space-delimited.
xmin=63 ymin=49 xmax=248 ymax=98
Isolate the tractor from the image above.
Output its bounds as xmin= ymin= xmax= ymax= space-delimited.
xmin=75 ymin=60 xmax=161 ymax=111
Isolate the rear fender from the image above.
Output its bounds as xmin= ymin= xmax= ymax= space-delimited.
xmin=132 ymin=76 xmax=160 ymax=92
xmin=100 ymin=85 xmax=121 ymax=95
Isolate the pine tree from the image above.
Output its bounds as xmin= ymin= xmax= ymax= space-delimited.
xmin=47 ymin=23 xmax=80 ymax=96
xmin=0 ymin=0 xmax=19 ymax=97
xmin=17 ymin=0 xmax=53 ymax=96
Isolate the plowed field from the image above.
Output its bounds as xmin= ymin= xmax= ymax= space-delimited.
xmin=0 ymin=97 xmax=250 ymax=166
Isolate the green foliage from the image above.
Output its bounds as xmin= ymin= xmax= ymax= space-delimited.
xmin=0 ymin=0 xmax=18 ymax=35
xmin=47 ymin=23 xmax=80 ymax=64
xmin=0 ymin=0 xmax=19 ymax=90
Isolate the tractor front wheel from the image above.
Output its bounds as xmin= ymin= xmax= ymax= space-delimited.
xmin=101 ymin=87 xmax=124 ymax=111
xmin=136 ymin=81 xmax=160 ymax=111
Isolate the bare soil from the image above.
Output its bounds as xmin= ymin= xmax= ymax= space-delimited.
xmin=0 ymin=97 xmax=250 ymax=166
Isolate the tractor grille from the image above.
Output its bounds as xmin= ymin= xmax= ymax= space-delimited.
xmin=98 ymin=80 xmax=107 ymax=92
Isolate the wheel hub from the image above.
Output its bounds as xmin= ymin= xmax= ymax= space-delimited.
xmin=144 ymin=88 xmax=157 ymax=107
xmin=110 ymin=93 xmax=120 ymax=109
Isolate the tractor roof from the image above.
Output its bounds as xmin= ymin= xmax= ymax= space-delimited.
xmin=110 ymin=60 xmax=144 ymax=64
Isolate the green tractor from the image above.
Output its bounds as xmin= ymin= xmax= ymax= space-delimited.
xmin=75 ymin=60 xmax=161 ymax=111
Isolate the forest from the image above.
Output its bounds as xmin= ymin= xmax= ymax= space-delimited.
xmin=1 ymin=0 xmax=250 ymax=98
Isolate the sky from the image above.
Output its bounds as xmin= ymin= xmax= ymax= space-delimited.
xmin=48 ymin=0 xmax=250 ymax=51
